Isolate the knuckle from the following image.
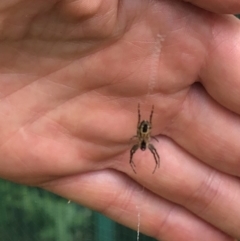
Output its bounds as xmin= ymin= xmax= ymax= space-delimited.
xmin=183 ymin=170 xmax=222 ymax=215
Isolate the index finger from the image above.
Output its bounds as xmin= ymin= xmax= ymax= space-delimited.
xmin=180 ymin=0 xmax=240 ymax=14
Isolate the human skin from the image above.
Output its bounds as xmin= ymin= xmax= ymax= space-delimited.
xmin=0 ymin=0 xmax=240 ymax=240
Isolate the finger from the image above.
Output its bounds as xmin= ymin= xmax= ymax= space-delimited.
xmin=44 ymin=170 xmax=234 ymax=241
xmin=200 ymin=15 xmax=240 ymax=113
xmin=164 ymin=84 xmax=240 ymax=176
xmin=181 ymin=0 xmax=240 ymax=13
xmin=122 ymin=137 xmax=240 ymax=239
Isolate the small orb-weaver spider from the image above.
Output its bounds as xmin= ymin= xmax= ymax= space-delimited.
xmin=130 ymin=104 xmax=160 ymax=174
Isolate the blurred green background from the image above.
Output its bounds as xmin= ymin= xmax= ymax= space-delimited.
xmin=0 ymin=179 xmax=156 ymax=241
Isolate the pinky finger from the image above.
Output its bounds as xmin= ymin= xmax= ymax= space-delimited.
xmin=44 ymin=170 xmax=234 ymax=241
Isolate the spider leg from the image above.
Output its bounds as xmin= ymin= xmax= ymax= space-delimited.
xmin=149 ymin=105 xmax=154 ymax=124
xmin=138 ymin=103 xmax=141 ymax=126
xmin=130 ymin=135 xmax=138 ymax=141
xmin=148 ymin=143 xmax=160 ymax=174
xmin=151 ymin=136 xmax=159 ymax=142
xmin=130 ymin=144 xmax=139 ymax=173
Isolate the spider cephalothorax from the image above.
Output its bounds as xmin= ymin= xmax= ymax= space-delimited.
xmin=130 ymin=104 xmax=160 ymax=174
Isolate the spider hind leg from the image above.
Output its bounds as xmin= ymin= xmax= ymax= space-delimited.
xmin=130 ymin=144 xmax=139 ymax=173
xmin=148 ymin=143 xmax=160 ymax=174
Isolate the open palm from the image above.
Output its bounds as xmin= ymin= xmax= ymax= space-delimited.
xmin=1 ymin=1 xmax=240 ymax=240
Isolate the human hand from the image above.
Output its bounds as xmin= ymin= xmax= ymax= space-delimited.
xmin=0 ymin=0 xmax=240 ymax=240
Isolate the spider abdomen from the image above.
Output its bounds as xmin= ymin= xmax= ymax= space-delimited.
xmin=140 ymin=140 xmax=147 ymax=151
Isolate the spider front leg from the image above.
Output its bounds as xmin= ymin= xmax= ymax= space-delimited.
xmin=130 ymin=144 xmax=139 ymax=173
xmin=149 ymin=105 xmax=154 ymax=124
xmin=148 ymin=143 xmax=160 ymax=174
xmin=138 ymin=103 xmax=141 ymax=126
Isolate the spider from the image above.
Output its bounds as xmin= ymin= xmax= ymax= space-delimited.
xmin=130 ymin=104 xmax=160 ymax=174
